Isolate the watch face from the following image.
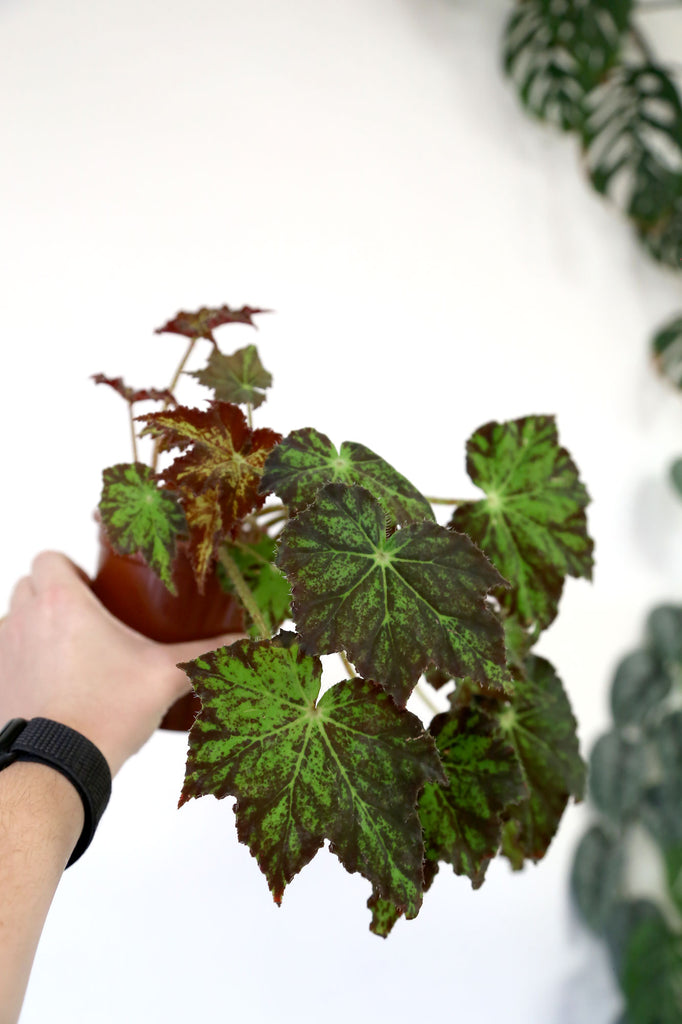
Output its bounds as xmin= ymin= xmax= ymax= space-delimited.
xmin=0 ymin=717 xmax=27 ymax=755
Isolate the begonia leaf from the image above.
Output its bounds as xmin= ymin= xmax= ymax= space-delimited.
xmin=136 ymin=402 xmax=280 ymax=590
xmin=277 ymin=483 xmax=511 ymax=706
xmin=188 ymin=344 xmax=273 ymax=409
xmin=155 ymin=304 xmax=268 ymax=342
xmin=261 ymin=427 xmax=434 ymax=524
xmin=419 ymin=699 xmax=527 ymax=889
xmin=449 ymin=415 xmax=593 ymax=631
xmin=91 ymin=374 xmax=175 ymax=406
xmin=497 ymin=654 xmax=586 ymax=866
xmin=98 ymin=462 xmax=188 ymax=594
xmin=179 ymin=633 xmax=445 ymax=917
xmin=217 ymin=533 xmax=291 ymax=637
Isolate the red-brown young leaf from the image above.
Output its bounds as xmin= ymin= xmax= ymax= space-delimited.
xmin=154 ymin=305 xmax=270 ymax=343
xmin=137 ymin=402 xmax=281 ymax=591
xmin=92 ymin=374 xmax=176 ymax=406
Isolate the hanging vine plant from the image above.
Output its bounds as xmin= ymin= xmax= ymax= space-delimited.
xmin=503 ymin=0 xmax=682 ymax=389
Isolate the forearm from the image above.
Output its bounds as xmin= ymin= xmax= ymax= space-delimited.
xmin=0 ymin=762 xmax=83 ymax=1024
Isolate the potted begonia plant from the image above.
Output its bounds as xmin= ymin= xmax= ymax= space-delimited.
xmin=92 ymin=303 xmax=593 ymax=934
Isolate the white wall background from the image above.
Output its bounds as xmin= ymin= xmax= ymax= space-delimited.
xmin=2 ymin=0 xmax=682 ymax=1021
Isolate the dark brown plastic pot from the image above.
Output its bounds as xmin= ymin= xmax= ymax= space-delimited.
xmin=91 ymin=524 xmax=244 ymax=730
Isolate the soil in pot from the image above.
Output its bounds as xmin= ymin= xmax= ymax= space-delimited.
xmin=91 ymin=527 xmax=244 ymax=731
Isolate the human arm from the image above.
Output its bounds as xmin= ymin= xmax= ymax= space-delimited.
xmin=0 ymin=551 xmax=243 ymax=1022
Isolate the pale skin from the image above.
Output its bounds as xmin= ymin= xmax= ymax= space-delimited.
xmin=0 ymin=551 xmax=243 ymax=1024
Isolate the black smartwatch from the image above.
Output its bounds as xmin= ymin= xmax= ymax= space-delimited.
xmin=0 ymin=717 xmax=112 ymax=866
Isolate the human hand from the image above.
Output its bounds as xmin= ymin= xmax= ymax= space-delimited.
xmin=0 ymin=551 xmax=244 ymax=775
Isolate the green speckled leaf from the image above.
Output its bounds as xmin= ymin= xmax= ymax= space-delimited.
xmin=419 ymin=700 xmax=526 ymax=888
xmin=261 ymin=427 xmax=434 ymax=525
xmin=180 ymin=633 xmax=445 ymax=917
xmin=571 ymin=824 xmax=624 ymax=934
xmin=277 ymin=483 xmax=511 ymax=706
xmin=497 ymin=654 xmax=586 ymax=866
xmin=217 ymin=533 xmax=291 ymax=637
xmin=367 ymin=892 xmax=404 ymax=938
xmin=503 ymin=0 xmax=631 ymax=132
xmin=450 ymin=416 xmax=593 ymax=631
xmin=189 ymin=344 xmax=272 ymax=409
xmin=99 ymin=462 xmax=188 ymax=594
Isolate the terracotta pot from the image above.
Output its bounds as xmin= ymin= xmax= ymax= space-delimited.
xmin=91 ymin=524 xmax=244 ymax=730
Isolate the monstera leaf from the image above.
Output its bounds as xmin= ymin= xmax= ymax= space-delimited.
xmin=583 ymin=64 xmax=682 ymax=228
xmin=137 ymin=402 xmax=281 ymax=590
xmin=641 ymin=200 xmax=682 ymax=269
xmin=155 ymin=304 xmax=267 ymax=342
xmin=179 ymin=633 xmax=445 ymax=918
xmin=98 ymin=462 xmax=188 ymax=593
xmin=449 ymin=416 xmax=593 ymax=632
xmin=503 ymin=0 xmax=631 ymax=132
xmin=497 ymin=655 xmax=586 ymax=867
xmin=419 ymin=698 xmax=527 ymax=889
xmin=261 ymin=427 xmax=434 ymax=524
xmin=189 ymin=344 xmax=273 ymax=409
xmin=652 ymin=315 xmax=682 ymax=390
xmin=277 ymin=483 xmax=511 ymax=706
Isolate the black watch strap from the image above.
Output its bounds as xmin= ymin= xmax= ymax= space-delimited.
xmin=0 ymin=717 xmax=112 ymax=867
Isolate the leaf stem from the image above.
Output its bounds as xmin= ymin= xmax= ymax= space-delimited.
xmin=425 ymin=496 xmax=471 ymax=506
xmin=414 ymin=682 xmax=441 ymax=717
xmin=339 ymin=652 xmax=355 ymax=677
xmin=218 ymin=547 xmax=270 ymax=639
xmin=151 ymin=336 xmax=199 ymax=472
xmin=128 ymin=404 xmax=139 ymax=463
xmin=246 ymin=403 xmax=253 ymax=429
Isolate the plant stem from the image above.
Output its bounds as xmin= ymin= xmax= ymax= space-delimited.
xmin=425 ymin=496 xmax=470 ymax=506
xmin=253 ymin=503 xmax=287 ymax=517
xmin=339 ymin=652 xmax=355 ymax=677
xmin=128 ymin=404 xmax=139 ymax=463
xmin=218 ymin=547 xmax=270 ymax=639
xmin=414 ymin=682 xmax=441 ymax=716
xmin=151 ymin=336 xmax=199 ymax=472
xmin=246 ymin=403 xmax=253 ymax=429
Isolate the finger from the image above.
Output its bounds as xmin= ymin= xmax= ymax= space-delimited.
xmin=8 ymin=576 xmax=36 ymax=614
xmin=30 ymin=551 xmax=91 ymax=591
xmin=169 ymin=631 xmax=247 ymax=666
